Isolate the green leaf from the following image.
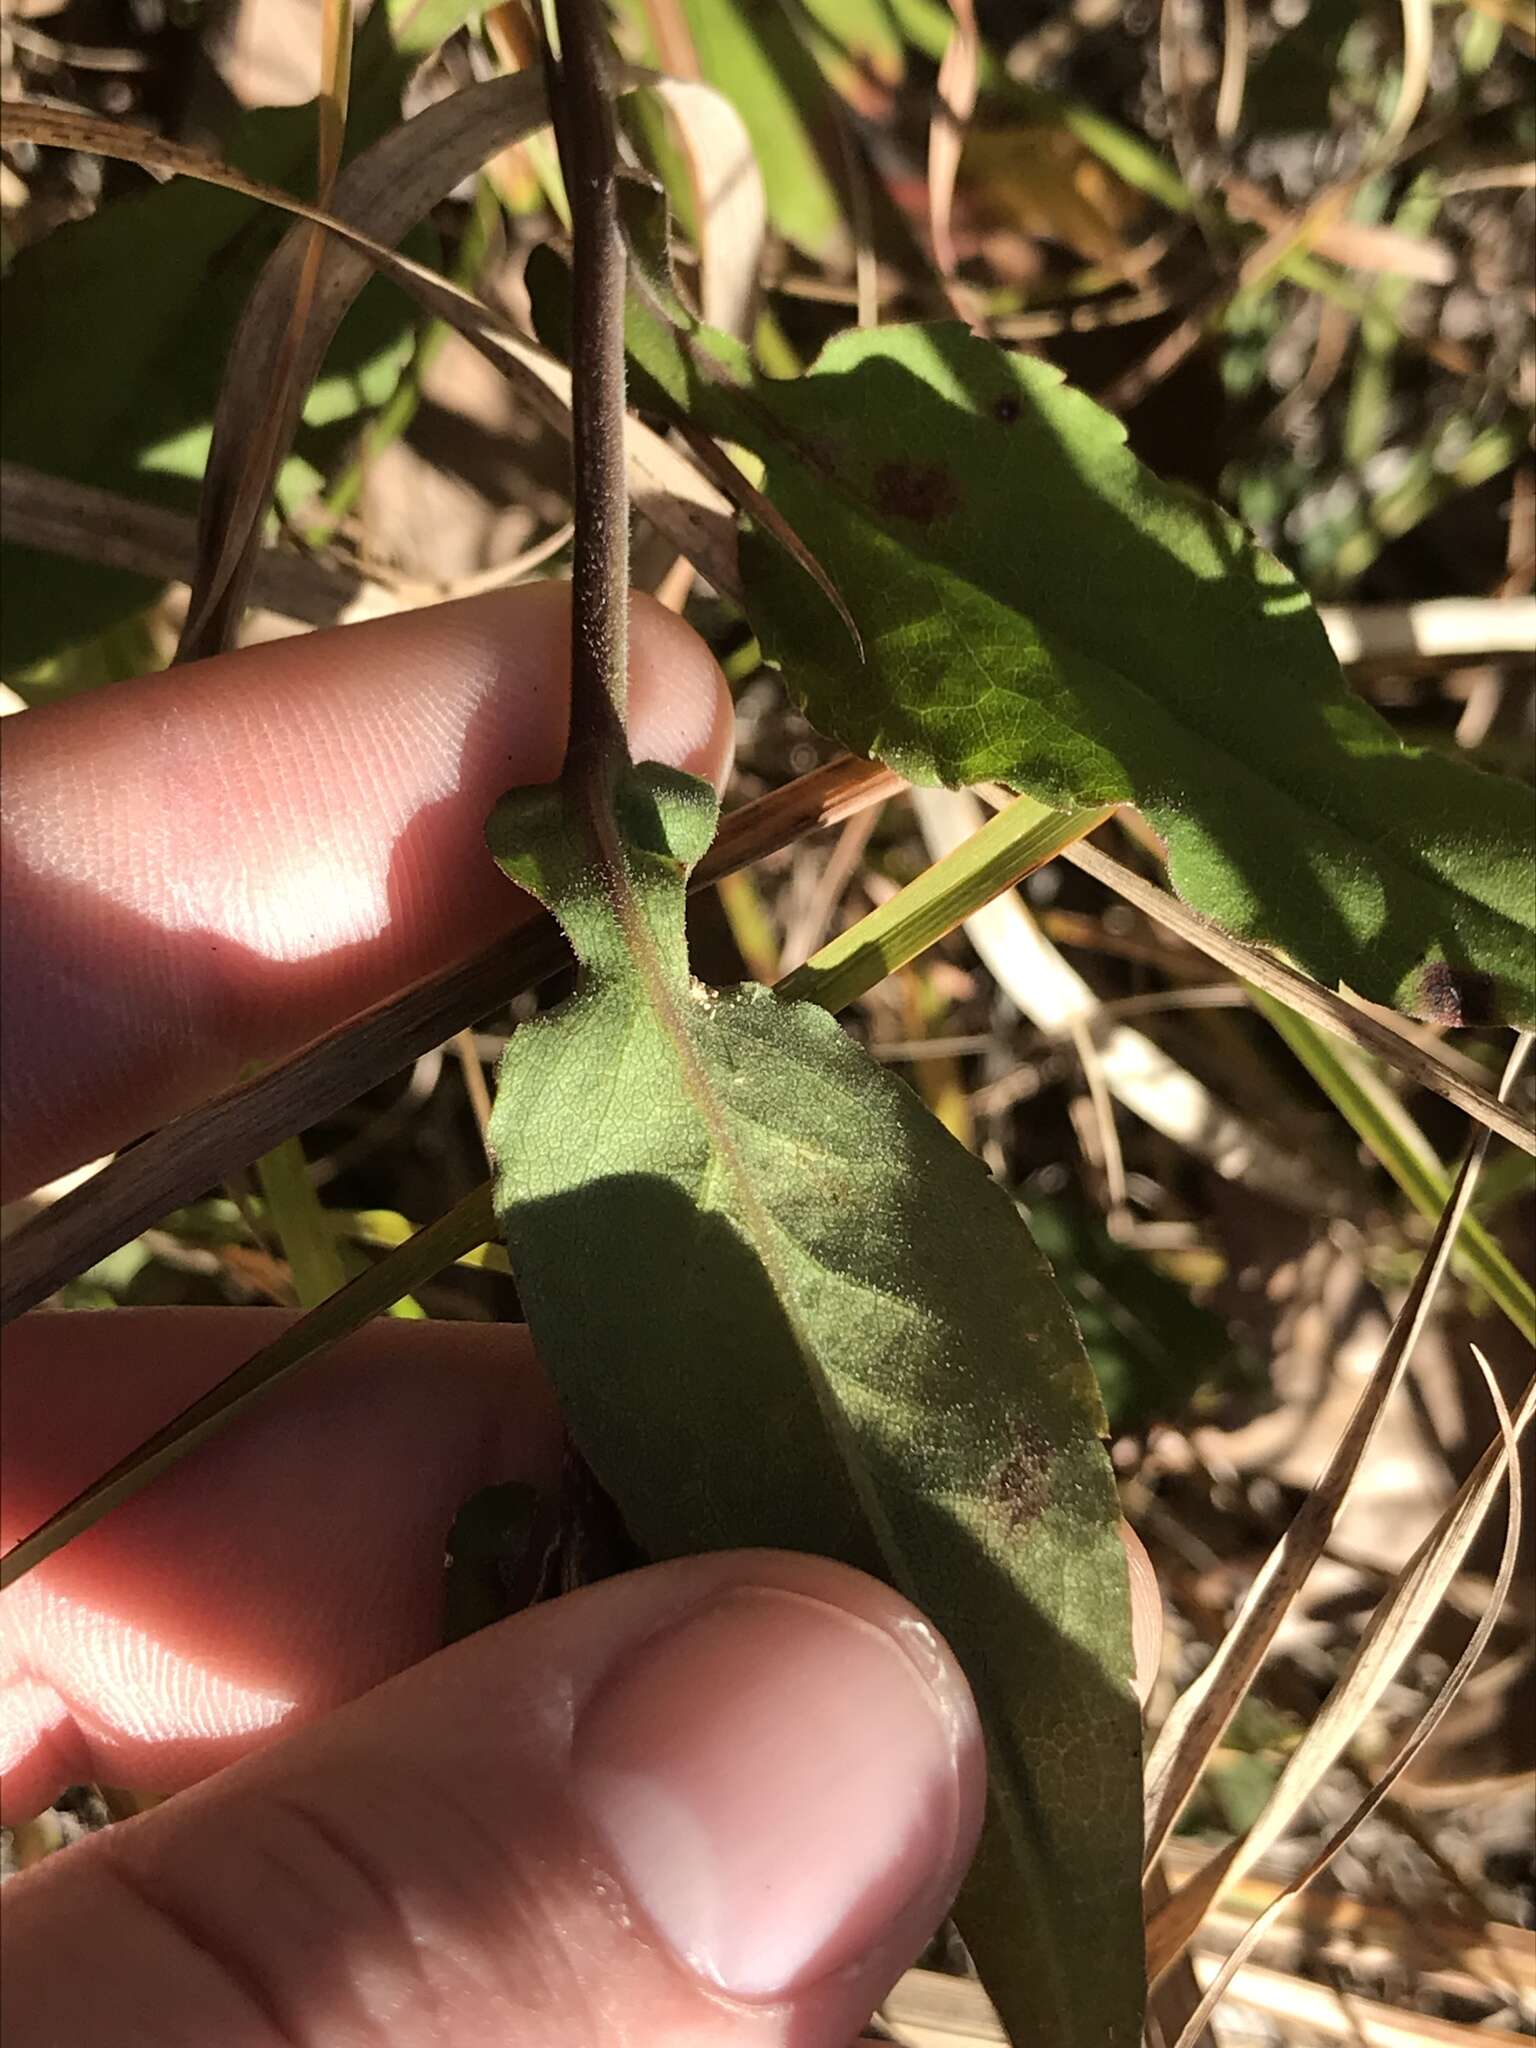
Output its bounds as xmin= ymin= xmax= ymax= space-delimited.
xmin=0 ymin=0 xmax=455 ymax=671
xmin=488 ymin=761 xmax=1144 ymax=2048
xmin=666 ymin=320 xmax=1533 ymax=1032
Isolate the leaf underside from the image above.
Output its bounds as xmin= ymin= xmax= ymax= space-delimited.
xmin=583 ymin=293 xmax=1535 ymax=1033
xmin=488 ymin=762 xmax=1144 ymax=2048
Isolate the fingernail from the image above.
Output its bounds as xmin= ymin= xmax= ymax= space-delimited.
xmin=572 ymin=1585 xmax=970 ymax=2001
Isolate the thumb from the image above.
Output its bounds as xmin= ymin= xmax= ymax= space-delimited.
xmin=2 ymin=1551 xmax=984 ymax=2048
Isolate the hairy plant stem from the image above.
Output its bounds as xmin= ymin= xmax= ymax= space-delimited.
xmin=546 ymin=0 xmax=630 ymax=832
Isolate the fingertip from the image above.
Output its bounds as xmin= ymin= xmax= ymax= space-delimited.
xmin=627 ymin=588 xmax=737 ymax=795
xmin=3 ymin=1551 xmax=985 ymax=2048
xmin=0 ymin=585 xmax=735 ymax=1198
xmin=0 ymin=1310 xmax=563 ymax=1813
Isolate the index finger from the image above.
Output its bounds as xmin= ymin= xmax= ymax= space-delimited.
xmin=0 ymin=585 xmax=733 ymax=1201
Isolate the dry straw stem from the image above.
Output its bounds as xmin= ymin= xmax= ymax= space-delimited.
xmin=927 ymin=0 xmax=980 ymax=282
xmin=1315 ymin=596 xmax=1536 ymax=666
xmin=1061 ymin=838 xmax=1534 ymax=1156
xmin=1213 ymin=0 xmax=1249 ymax=143
xmin=1165 ymin=1348 xmax=1528 ymax=2044
xmin=915 ymin=788 xmax=1320 ymax=1208
xmin=868 ymin=1958 xmax=1531 ymax=2046
xmin=0 ymin=758 xmax=905 ymax=1328
xmin=1139 ymin=1035 xmax=1530 ymax=1897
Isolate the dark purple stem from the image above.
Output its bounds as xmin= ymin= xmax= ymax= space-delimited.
xmin=547 ymin=0 xmax=630 ymax=827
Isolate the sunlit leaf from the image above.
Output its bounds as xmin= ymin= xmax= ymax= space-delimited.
xmin=600 ymin=310 xmax=1534 ymax=1031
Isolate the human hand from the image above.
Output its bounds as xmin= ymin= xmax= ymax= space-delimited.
xmin=1 ymin=588 xmax=1158 ymax=2046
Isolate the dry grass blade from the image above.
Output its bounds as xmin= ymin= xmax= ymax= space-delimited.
xmin=1 ymin=96 xmax=743 ymax=606
xmin=0 ymin=1185 xmax=498 ymax=1590
xmin=1214 ymin=0 xmax=1249 ymax=143
xmin=1381 ymin=0 xmax=1433 ymax=159
xmin=1062 ymin=838 xmax=1535 ymax=1155
xmin=928 ymin=0 xmax=979 ymax=281
xmin=0 ymin=461 xmax=368 ymax=623
xmin=1 ymin=96 xmax=307 ymax=192
xmin=0 ymin=758 xmax=902 ymax=1327
xmin=919 ymin=790 xmax=1329 ymax=1208
xmin=1140 ymin=1034 xmax=1530 ymax=1887
xmin=645 ymin=76 xmax=765 ymax=335
xmin=1171 ymin=1352 xmax=1529 ymax=2044
xmin=0 ymin=464 xmax=577 ymax=624
xmin=493 ymin=335 xmax=742 ymax=598
xmin=178 ymin=0 xmax=354 ymax=654
xmin=1142 ymin=1037 xmax=1529 ymax=1978
xmin=671 ymin=415 xmax=854 ymax=644
xmin=177 ymin=70 xmax=550 ymax=660
xmin=1144 ymin=1859 xmax=1219 ymax=2048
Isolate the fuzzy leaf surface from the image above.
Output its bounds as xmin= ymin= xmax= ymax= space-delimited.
xmin=487 ymin=761 xmax=1144 ymax=2048
xmin=570 ymin=297 xmax=1534 ymax=1031
xmin=736 ymin=327 xmax=1536 ymax=1028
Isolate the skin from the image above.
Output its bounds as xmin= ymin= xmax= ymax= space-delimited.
xmin=0 ymin=588 xmax=1160 ymax=2047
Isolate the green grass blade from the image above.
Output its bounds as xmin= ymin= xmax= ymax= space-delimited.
xmin=780 ymin=792 xmax=1113 ymax=1012
xmin=254 ymin=1135 xmax=351 ymax=1308
xmin=0 ymin=1183 xmax=494 ymax=1591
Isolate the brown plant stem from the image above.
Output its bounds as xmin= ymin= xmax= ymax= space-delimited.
xmin=546 ymin=0 xmax=631 ymax=821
